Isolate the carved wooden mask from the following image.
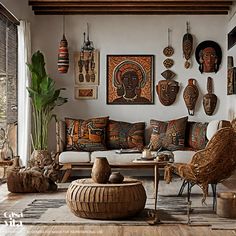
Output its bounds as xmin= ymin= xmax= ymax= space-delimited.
xmin=156 ymin=80 xmax=179 ymax=106
xmin=183 ymin=79 xmax=199 ymax=115
xmin=203 ymin=77 xmax=217 ymax=116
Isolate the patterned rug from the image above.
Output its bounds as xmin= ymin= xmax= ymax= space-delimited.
xmin=0 ymin=193 xmax=236 ymax=229
xmin=0 ymin=177 xmax=236 ymax=229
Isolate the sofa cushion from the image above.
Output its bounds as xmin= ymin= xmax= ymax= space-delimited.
xmin=149 ymin=116 xmax=188 ymax=151
xmin=106 ymin=120 xmax=145 ymax=150
xmin=206 ymin=120 xmax=231 ymax=140
xmin=59 ymin=151 xmax=90 ymax=164
xmin=65 ymin=116 xmax=109 ymax=151
xmin=91 ymin=150 xmax=152 ymax=164
xmin=149 ymin=120 xmax=167 ymax=150
xmin=185 ymin=122 xmax=208 ymax=150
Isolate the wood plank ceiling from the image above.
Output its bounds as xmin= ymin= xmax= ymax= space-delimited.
xmin=29 ymin=0 xmax=233 ymax=15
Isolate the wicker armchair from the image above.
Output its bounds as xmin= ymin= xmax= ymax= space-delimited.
xmin=164 ymin=126 xmax=236 ymax=207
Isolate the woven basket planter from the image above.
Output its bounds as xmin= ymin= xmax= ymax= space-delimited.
xmin=66 ymin=178 xmax=146 ymax=220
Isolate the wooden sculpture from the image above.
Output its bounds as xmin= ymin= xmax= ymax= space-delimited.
xmin=182 ymin=22 xmax=193 ymax=69
xmin=183 ymin=79 xmax=199 ymax=116
xmin=203 ymin=77 xmax=217 ymax=116
xmin=156 ymin=79 xmax=179 ymax=106
xmin=7 ymin=156 xmax=59 ymax=193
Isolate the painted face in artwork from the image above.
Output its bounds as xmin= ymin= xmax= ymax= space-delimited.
xmin=200 ymin=47 xmax=217 ymax=73
xmin=121 ymin=71 xmax=139 ymax=98
xmin=156 ymin=80 xmax=179 ymax=106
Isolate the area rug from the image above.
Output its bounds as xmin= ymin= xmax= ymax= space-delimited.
xmin=1 ymin=192 xmax=236 ymax=229
xmin=0 ymin=178 xmax=236 ymax=229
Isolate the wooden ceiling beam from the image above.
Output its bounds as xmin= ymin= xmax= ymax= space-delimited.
xmin=32 ymin=6 xmax=230 ymax=11
xmin=28 ymin=0 xmax=233 ymax=15
xmin=33 ymin=11 xmax=229 ymax=15
xmin=29 ymin=1 xmax=232 ymax=7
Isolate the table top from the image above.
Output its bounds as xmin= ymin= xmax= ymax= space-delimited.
xmin=72 ymin=178 xmax=143 ymax=187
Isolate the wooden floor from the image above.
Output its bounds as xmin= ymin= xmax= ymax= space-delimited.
xmin=0 ymin=172 xmax=236 ymax=236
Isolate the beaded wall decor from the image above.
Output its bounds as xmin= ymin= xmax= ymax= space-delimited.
xmin=57 ymin=15 xmax=69 ymax=73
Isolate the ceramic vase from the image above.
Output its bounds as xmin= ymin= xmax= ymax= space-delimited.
xmin=109 ymin=172 xmax=124 ymax=184
xmin=91 ymin=157 xmax=111 ymax=183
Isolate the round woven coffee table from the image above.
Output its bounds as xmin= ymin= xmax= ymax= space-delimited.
xmin=66 ymin=178 xmax=147 ymax=220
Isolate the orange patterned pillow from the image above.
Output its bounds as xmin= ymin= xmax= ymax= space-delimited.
xmin=65 ymin=116 xmax=109 ymax=151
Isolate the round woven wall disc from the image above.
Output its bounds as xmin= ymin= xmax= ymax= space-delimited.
xmin=163 ymin=58 xmax=174 ymax=68
xmin=163 ymin=46 xmax=174 ymax=57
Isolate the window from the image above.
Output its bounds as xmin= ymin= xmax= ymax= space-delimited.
xmin=0 ymin=4 xmax=19 ymax=156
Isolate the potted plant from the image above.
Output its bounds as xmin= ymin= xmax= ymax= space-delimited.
xmin=27 ymin=50 xmax=67 ymax=168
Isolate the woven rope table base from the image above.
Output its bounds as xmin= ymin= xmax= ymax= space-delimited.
xmin=66 ymin=178 xmax=147 ymax=220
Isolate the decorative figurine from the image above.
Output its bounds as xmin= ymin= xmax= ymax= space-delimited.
xmin=203 ymin=77 xmax=217 ymax=116
xmin=183 ymin=79 xmax=199 ymax=116
xmin=195 ymin=40 xmax=222 ymax=74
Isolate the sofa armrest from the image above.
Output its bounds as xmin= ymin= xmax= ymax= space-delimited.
xmin=56 ymin=120 xmax=66 ymax=153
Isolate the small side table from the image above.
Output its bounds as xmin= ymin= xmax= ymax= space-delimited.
xmin=0 ymin=159 xmax=13 ymax=179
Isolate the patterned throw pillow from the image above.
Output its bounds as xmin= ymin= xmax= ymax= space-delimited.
xmin=149 ymin=117 xmax=188 ymax=151
xmin=107 ymin=120 xmax=145 ymax=149
xmin=186 ymin=122 xmax=208 ymax=150
xmin=149 ymin=120 xmax=167 ymax=150
xmin=65 ymin=116 xmax=109 ymax=151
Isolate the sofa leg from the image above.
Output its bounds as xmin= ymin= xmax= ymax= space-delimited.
xmin=61 ymin=169 xmax=72 ymax=183
xmin=61 ymin=164 xmax=72 ymax=183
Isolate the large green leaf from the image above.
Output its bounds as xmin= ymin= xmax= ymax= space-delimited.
xmin=27 ymin=51 xmax=68 ymax=150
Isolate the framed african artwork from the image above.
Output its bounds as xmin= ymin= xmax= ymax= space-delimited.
xmin=74 ymin=86 xmax=97 ymax=99
xmin=106 ymin=55 xmax=154 ymax=104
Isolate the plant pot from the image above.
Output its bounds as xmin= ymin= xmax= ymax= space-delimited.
xmin=29 ymin=150 xmax=52 ymax=168
xmin=91 ymin=157 xmax=111 ymax=183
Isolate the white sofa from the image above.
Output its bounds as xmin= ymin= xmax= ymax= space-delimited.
xmin=57 ymin=119 xmax=230 ymax=182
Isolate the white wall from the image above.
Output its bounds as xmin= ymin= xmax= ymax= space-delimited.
xmin=227 ymin=3 xmax=236 ymax=120
xmin=1 ymin=1 xmax=230 ymax=150
xmin=1 ymin=0 xmax=34 ymax=21
xmin=32 ymin=15 xmax=228 ymax=127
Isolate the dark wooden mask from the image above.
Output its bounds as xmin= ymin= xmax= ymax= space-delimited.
xmin=203 ymin=77 xmax=217 ymax=116
xmin=183 ymin=79 xmax=199 ymax=115
xmin=156 ymin=80 xmax=179 ymax=106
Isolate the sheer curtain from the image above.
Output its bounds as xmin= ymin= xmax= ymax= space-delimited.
xmin=17 ymin=20 xmax=31 ymax=167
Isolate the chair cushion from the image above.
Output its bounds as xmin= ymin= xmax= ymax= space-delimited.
xmin=172 ymin=150 xmax=196 ymax=163
xmin=149 ymin=116 xmax=188 ymax=151
xmin=106 ymin=120 xmax=145 ymax=150
xmin=59 ymin=151 xmax=90 ymax=164
xmin=185 ymin=122 xmax=208 ymax=150
xmin=65 ymin=116 xmax=109 ymax=151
